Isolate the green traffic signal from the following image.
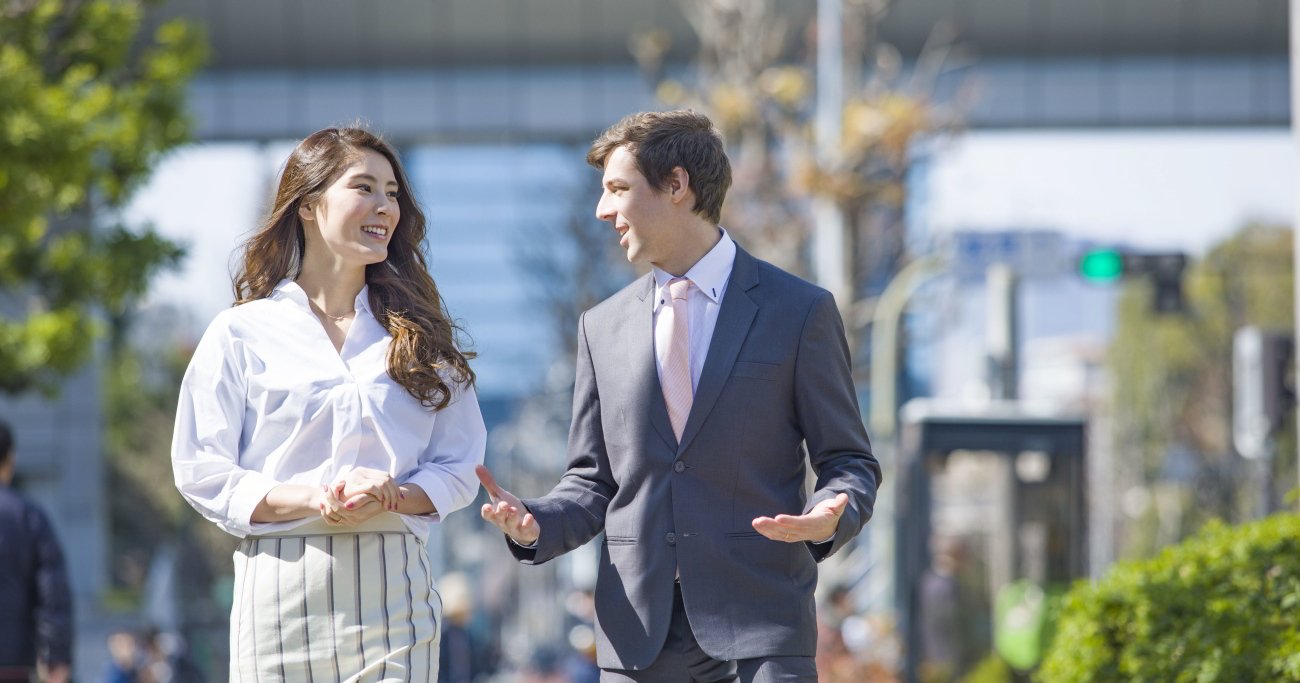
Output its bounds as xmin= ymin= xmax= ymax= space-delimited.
xmin=1078 ymin=248 xmax=1124 ymax=282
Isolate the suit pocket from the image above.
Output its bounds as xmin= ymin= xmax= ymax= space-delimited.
xmin=731 ymin=361 xmax=780 ymax=382
xmin=724 ymin=531 xmax=764 ymax=540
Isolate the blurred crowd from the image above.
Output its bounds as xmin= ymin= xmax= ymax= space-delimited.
xmin=102 ymin=628 xmax=203 ymax=683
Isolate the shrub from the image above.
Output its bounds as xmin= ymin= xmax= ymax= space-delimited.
xmin=1038 ymin=513 xmax=1300 ymax=682
xmin=961 ymin=653 xmax=1012 ymax=683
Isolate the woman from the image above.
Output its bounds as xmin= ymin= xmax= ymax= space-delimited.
xmin=171 ymin=127 xmax=485 ymax=682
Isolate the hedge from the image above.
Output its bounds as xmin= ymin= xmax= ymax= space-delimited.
xmin=1038 ymin=513 xmax=1300 ymax=682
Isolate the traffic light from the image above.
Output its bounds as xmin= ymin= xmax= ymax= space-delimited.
xmin=1077 ymin=247 xmax=1188 ymax=314
xmin=1077 ymin=248 xmax=1124 ymax=282
xmin=1233 ymin=327 xmax=1295 ymax=460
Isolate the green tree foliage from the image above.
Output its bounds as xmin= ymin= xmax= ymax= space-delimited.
xmin=1038 ymin=513 xmax=1300 ymax=682
xmin=104 ymin=335 xmax=236 ymax=598
xmin=0 ymin=0 xmax=205 ymax=393
xmin=1108 ymin=224 xmax=1295 ymax=533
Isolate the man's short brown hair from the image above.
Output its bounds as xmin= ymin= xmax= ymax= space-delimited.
xmin=587 ymin=110 xmax=732 ymax=225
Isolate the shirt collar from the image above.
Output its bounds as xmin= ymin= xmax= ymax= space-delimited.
xmin=652 ymin=228 xmax=736 ymax=308
xmin=272 ymin=278 xmax=372 ymax=316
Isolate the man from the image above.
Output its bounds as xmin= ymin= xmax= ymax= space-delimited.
xmin=478 ymin=110 xmax=880 ymax=682
xmin=0 ymin=419 xmax=72 ymax=683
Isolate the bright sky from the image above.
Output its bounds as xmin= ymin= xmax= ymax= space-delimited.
xmin=122 ymin=129 xmax=1296 ymax=345
xmin=922 ymin=128 xmax=1294 ymax=253
xmin=120 ymin=141 xmax=295 ymax=335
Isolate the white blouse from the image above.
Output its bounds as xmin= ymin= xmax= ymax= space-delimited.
xmin=171 ymin=279 xmax=486 ymax=542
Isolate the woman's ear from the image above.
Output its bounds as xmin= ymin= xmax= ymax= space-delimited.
xmin=298 ymin=203 xmax=314 ymax=222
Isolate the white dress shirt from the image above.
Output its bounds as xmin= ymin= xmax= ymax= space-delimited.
xmin=652 ymin=229 xmax=737 ymax=392
xmin=171 ymin=279 xmax=486 ymax=542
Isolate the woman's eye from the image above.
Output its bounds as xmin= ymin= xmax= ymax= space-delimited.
xmin=356 ymin=184 xmax=371 ymax=192
xmin=387 ymin=191 xmax=400 ymax=199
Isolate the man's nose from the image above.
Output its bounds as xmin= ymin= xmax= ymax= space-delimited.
xmin=595 ymin=193 xmax=614 ymax=222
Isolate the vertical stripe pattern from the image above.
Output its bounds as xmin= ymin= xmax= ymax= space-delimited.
xmin=229 ymin=529 xmax=440 ymax=682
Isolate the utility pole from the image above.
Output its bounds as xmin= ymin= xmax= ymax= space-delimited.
xmin=813 ymin=0 xmax=851 ymax=311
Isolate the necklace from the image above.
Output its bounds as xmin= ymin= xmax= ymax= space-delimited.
xmin=307 ymin=297 xmax=355 ymax=322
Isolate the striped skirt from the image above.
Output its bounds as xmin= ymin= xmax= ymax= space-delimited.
xmin=229 ymin=515 xmax=441 ymax=682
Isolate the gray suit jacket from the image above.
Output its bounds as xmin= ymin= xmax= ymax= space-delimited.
xmin=509 ymin=246 xmax=880 ymax=670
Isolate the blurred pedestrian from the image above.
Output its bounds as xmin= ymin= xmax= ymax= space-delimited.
xmin=478 ymin=110 xmax=880 ymax=682
xmin=0 ymin=419 xmax=72 ymax=683
xmin=138 ymin=627 xmax=204 ymax=683
xmin=102 ymin=631 xmax=140 ymax=683
xmin=918 ymin=536 xmax=972 ymax=682
xmin=171 ymin=126 xmax=486 ymax=681
xmin=438 ymin=572 xmax=480 ymax=683
xmin=563 ymin=625 xmax=601 ymax=683
xmin=519 ymin=648 xmax=566 ymax=683
xmin=815 ymin=586 xmax=853 ymax=682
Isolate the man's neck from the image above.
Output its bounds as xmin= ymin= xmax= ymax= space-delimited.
xmin=656 ymin=222 xmax=721 ymax=277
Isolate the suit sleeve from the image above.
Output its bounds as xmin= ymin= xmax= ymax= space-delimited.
xmin=29 ymin=505 xmax=72 ymax=668
xmin=794 ymin=291 xmax=881 ymax=562
xmin=507 ymin=311 xmax=617 ymax=564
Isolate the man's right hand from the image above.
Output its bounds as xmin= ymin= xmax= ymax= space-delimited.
xmin=477 ymin=465 xmax=540 ymax=546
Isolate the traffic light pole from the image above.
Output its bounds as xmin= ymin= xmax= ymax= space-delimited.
xmin=987 ymin=264 xmax=1019 ymax=401
xmin=1291 ymin=0 xmax=1300 ymax=503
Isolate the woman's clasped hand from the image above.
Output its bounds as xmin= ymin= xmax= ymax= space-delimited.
xmin=318 ymin=467 xmax=404 ymax=526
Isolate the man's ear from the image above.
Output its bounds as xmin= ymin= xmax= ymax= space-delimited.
xmin=669 ymin=166 xmax=691 ymax=204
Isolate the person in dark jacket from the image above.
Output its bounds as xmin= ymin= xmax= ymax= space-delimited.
xmin=0 ymin=419 xmax=72 ymax=683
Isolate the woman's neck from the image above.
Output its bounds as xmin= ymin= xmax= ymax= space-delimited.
xmin=295 ymin=267 xmax=366 ymax=316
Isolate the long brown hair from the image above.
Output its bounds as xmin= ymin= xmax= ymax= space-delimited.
xmin=233 ymin=127 xmax=475 ymax=409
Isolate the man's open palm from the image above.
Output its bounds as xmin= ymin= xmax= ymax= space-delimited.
xmin=752 ymin=492 xmax=848 ymax=544
xmin=477 ymin=465 xmax=541 ymax=545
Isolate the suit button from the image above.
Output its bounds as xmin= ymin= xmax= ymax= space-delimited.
xmin=665 ymin=532 xmax=676 ymax=545
xmin=674 ymin=461 xmax=686 ymax=473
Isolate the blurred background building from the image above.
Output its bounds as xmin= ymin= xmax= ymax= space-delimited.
xmin=1 ymin=0 xmax=1292 ymax=681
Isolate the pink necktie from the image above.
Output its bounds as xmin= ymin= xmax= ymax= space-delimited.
xmin=658 ymin=277 xmax=693 ymax=442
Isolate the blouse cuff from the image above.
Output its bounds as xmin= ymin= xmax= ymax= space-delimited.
xmin=399 ymin=469 xmax=452 ymax=522
xmin=226 ymin=471 xmax=287 ymax=536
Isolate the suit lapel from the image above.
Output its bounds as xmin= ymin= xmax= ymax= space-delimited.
xmin=627 ymin=273 xmax=678 ymax=450
xmin=677 ymin=248 xmax=761 ymax=455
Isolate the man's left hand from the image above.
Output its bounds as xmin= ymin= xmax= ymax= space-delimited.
xmin=752 ymin=492 xmax=849 ymax=544
xmin=38 ymin=662 xmax=69 ymax=683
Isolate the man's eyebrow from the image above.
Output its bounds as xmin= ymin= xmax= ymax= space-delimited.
xmin=351 ymin=173 xmax=399 ymax=186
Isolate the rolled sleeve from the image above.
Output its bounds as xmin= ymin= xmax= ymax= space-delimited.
xmin=400 ymin=382 xmax=486 ymax=521
xmin=171 ymin=316 xmax=275 ymax=538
